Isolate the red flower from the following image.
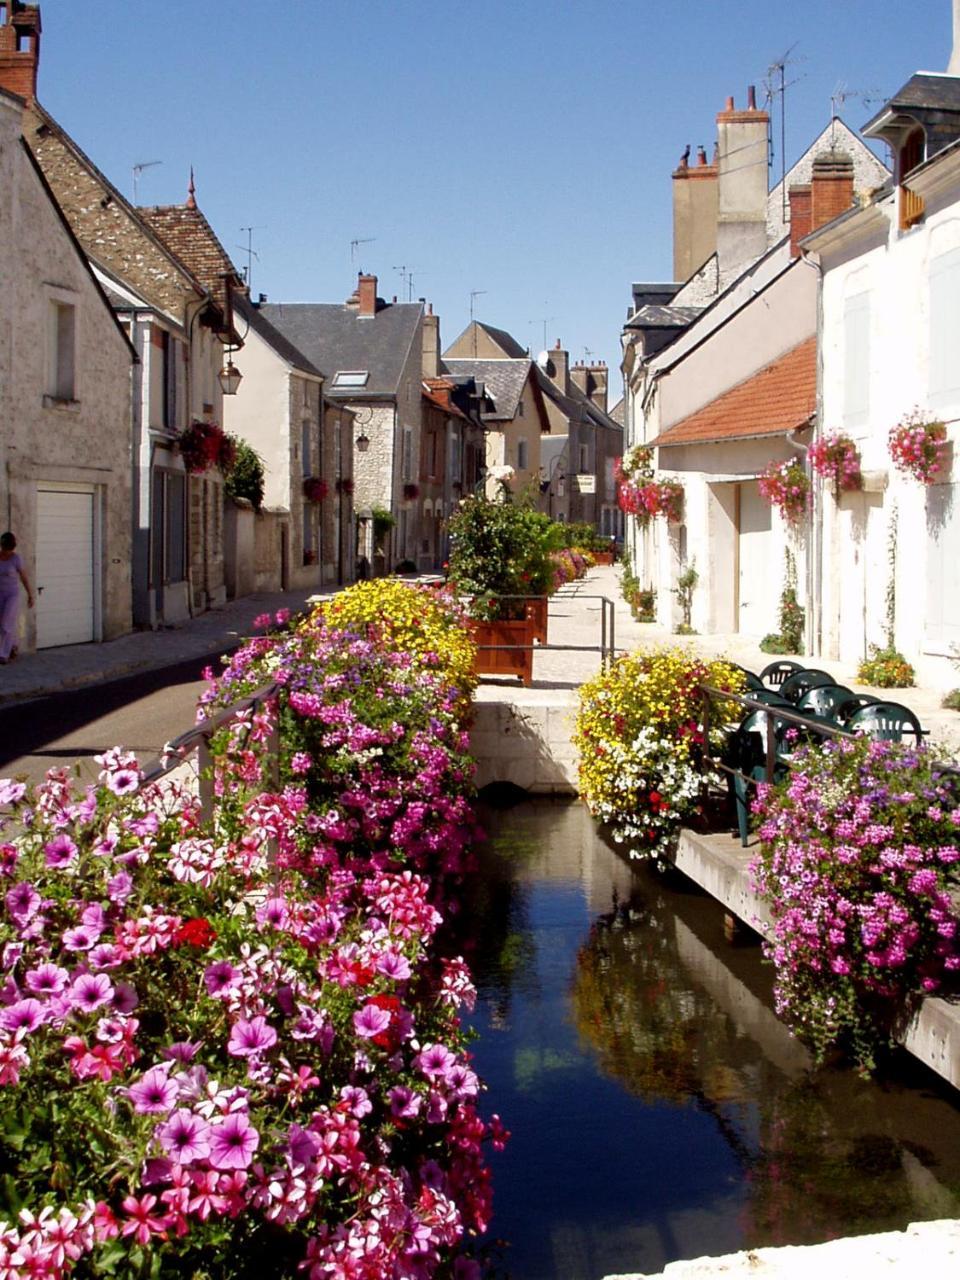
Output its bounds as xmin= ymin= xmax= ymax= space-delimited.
xmin=173 ymin=918 xmax=217 ymax=948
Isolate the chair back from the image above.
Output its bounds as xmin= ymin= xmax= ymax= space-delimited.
xmin=847 ymin=701 xmax=924 ymax=743
xmin=836 ymin=695 xmax=880 ymax=724
xmin=732 ymin=665 xmax=765 ymax=692
xmin=780 ymin=668 xmax=834 ymax=704
xmin=759 ymin=659 xmax=804 ymax=687
xmin=796 ymin=683 xmax=855 ymax=719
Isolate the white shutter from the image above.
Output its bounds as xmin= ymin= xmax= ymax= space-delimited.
xmin=925 ymin=481 xmax=960 ymax=653
xmin=843 ymin=291 xmax=871 ymax=432
xmin=929 ymin=247 xmax=960 ymax=412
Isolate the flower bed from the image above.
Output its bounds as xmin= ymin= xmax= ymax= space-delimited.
xmin=0 ymin=583 xmax=503 ymax=1277
xmin=574 ymin=649 xmax=744 ymax=856
xmin=751 ymin=735 xmax=960 ymax=1071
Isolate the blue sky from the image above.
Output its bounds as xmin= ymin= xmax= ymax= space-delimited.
xmin=35 ymin=1 xmax=951 ymax=389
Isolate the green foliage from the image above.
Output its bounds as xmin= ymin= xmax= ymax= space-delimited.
xmin=620 ymin=562 xmax=656 ymax=622
xmin=674 ymin=561 xmax=698 ymax=632
xmin=370 ymin=505 xmax=396 ymax=551
xmin=223 ymin=437 xmax=265 ymax=511
xmin=447 ymin=493 xmax=564 ymax=618
xmin=941 ymin=689 xmax=960 ymax=711
xmin=560 ymin=522 xmax=610 ymax=553
xmin=760 ymin=548 xmax=804 ymax=653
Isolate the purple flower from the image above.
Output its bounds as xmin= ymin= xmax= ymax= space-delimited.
xmin=255 ymin=897 xmax=289 ymax=930
xmin=127 ymin=1066 xmax=178 ymax=1114
xmin=375 ymin=949 xmax=412 ymax=981
xmin=162 ymin=1041 xmax=199 ymax=1064
xmin=0 ymin=998 xmax=46 ymax=1034
xmin=6 ymin=882 xmax=40 ymax=923
xmin=62 ymin=925 xmax=99 ymax=952
xmin=106 ymin=768 xmax=140 ymax=796
xmin=203 ymin=961 xmax=239 ymax=997
xmin=352 ymin=1003 xmax=391 ymax=1040
xmin=414 ymin=1041 xmax=457 ymax=1080
xmin=25 ymin=963 xmax=68 ymax=996
xmin=111 ymin=982 xmax=139 ymax=1014
xmin=107 ymin=872 xmax=133 ymax=904
xmin=69 ymin=973 xmax=114 ymax=1014
xmin=227 ymin=1016 xmax=277 ymax=1058
xmin=0 ymin=781 xmax=27 ymax=806
xmin=157 ymin=1109 xmax=211 ymax=1163
xmin=208 ymin=1113 xmax=259 ymax=1170
xmin=44 ymin=834 xmax=78 ymax=870
xmin=388 ymin=1085 xmax=422 ymax=1119
xmin=88 ymin=944 xmax=121 ymax=970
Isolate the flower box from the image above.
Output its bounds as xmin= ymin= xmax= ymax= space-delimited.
xmin=468 ymin=607 xmax=536 ymax=685
xmin=526 ymin=595 xmax=548 ymax=643
xmin=592 ymin=550 xmax=615 ymax=566
xmin=303 ymin=476 xmax=328 ymax=503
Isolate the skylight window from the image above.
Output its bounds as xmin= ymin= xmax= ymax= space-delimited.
xmin=333 ymin=370 xmax=369 ymax=388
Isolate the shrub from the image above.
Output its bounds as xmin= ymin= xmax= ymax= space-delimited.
xmin=574 ymin=648 xmax=744 ymax=856
xmin=751 ymin=735 xmax=960 ymax=1070
xmin=447 ymin=494 xmax=562 ymax=619
xmin=856 ymin=644 xmax=915 ymax=688
xmin=224 ymin=438 xmax=265 ymax=510
xmin=942 ymin=689 xmax=960 ymax=712
xmin=370 ymin=505 xmax=396 ymax=552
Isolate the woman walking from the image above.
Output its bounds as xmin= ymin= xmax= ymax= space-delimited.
xmin=0 ymin=532 xmax=34 ymax=664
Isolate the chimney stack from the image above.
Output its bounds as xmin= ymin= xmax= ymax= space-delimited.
xmin=357 ymin=273 xmax=378 ymax=319
xmin=788 ymin=184 xmax=812 ymax=256
xmin=571 ymin=361 xmax=609 ymax=414
xmin=546 ymin=339 xmax=569 ymax=395
xmin=672 ymin=138 xmax=718 ymax=282
xmin=0 ymin=1 xmax=41 ymax=104
xmin=422 ymin=302 xmax=440 ymax=378
xmin=715 ymin=87 xmax=770 ymax=277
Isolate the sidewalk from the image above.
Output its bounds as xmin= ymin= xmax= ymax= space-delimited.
xmin=0 ymin=586 xmax=324 ymax=707
xmin=3 ymin=568 xmax=959 ymax=753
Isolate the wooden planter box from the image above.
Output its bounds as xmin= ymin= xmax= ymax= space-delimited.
xmin=591 ymin=551 xmax=615 ymax=566
xmin=526 ymin=595 xmax=548 ymax=644
xmin=468 ymin=607 xmax=536 ymax=685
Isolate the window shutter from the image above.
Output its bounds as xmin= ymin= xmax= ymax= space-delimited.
xmin=929 ymin=247 xmax=960 ymax=412
xmin=843 ymin=291 xmax=870 ymax=431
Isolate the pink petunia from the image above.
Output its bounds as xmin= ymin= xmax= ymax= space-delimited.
xmin=69 ymin=973 xmax=114 ymax=1013
xmin=0 ymin=998 xmax=46 ymax=1034
xmin=44 ymin=834 xmax=78 ymax=870
xmin=127 ymin=1066 xmax=178 ymax=1114
xmin=208 ymin=1113 xmax=259 ymax=1170
xmin=352 ymin=1003 xmax=391 ymax=1040
xmin=157 ymin=1109 xmax=211 ymax=1164
xmin=25 ymin=962 xmax=68 ymax=996
xmin=203 ymin=960 xmax=240 ymax=997
xmin=227 ymin=1016 xmax=277 ymax=1058
xmin=106 ymin=768 xmax=140 ymax=797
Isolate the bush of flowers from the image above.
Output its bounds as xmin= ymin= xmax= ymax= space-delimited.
xmin=549 ymin=548 xmax=589 ymax=591
xmin=302 ymin=476 xmax=328 ymax=504
xmin=447 ymin=494 xmax=562 ymax=620
xmin=758 ymin=458 xmax=810 ymax=525
xmin=750 ymin=735 xmax=960 ymax=1071
xmin=0 ymin=589 xmax=504 ymax=1278
xmin=617 ymin=480 xmax=684 ymax=525
xmin=573 ymin=648 xmax=744 ymax=857
xmin=855 ymin=644 xmax=915 ymax=689
xmin=888 ymin=412 xmax=948 ymax=485
xmin=176 ymin=421 xmax=236 ymax=477
xmin=808 ymin=432 xmax=862 ymax=495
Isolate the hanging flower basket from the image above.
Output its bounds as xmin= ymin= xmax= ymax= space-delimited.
xmin=336 ymin=477 xmax=355 ymax=497
xmin=302 ymin=476 xmax=328 ymax=503
xmin=809 ymin=432 xmax=862 ymax=495
xmin=888 ymin=412 xmax=948 ymax=484
xmin=617 ymin=479 xmax=683 ymax=525
xmin=758 ymin=458 xmax=810 ymax=525
xmin=177 ymin=420 xmax=234 ymax=476
xmin=403 ymin=482 xmax=420 ymax=501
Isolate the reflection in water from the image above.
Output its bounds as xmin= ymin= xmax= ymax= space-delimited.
xmin=462 ymin=796 xmax=960 ymax=1280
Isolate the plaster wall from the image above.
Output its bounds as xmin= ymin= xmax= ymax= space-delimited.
xmin=1 ymin=100 xmax=133 ymax=648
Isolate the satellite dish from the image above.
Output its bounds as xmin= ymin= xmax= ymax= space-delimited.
xmin=536 ymin=350 xmax=553 ymax=373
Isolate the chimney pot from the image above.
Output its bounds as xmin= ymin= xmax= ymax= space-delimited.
xmin=726 ymin=95 xmax=735 ymax=111
xmin=697 ymin=145 xmax=708 ymax=165
xmin=747 ymin=84 xmax=757 ymax=111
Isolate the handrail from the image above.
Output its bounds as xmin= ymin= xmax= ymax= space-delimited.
xmin=463 ymin=592 xmax=616 ymax=670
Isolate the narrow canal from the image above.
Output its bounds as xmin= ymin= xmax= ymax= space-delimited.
xmin=461 ymin=795 xmax=960 ymax=1280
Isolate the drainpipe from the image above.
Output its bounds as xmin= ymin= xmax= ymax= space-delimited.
xmin=798 ymin=246 xmax=825 ymax=659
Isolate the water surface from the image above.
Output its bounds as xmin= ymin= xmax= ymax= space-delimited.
xmin=462 ymin=796 xmax=960 ymax=1280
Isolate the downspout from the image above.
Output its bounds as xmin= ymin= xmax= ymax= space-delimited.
xmin=797 ymin=246 xmax=824 ymax=658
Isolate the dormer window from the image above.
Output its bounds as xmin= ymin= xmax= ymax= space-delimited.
xmin=332 ymin=370 xmax=369 ymax=388
xmin=899 ymin=126 xmax=926 ymax=231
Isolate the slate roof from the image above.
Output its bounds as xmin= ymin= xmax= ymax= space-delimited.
xmin=236 ymin=295 xmax=324 ymax=379
xmin=863 ymin=73 xmax=960 ymax=127
xmin=624 ymin=304 xmax=703 ymax=330
xmin=442 ymin=358 xmax=531 ymax=420
xmin=652 ymin=337 xmax=816 ymax=447
xmin=261 ymin=301 xmax=423 ymax=398
xmin=608 ymin=398 xmax=625 ymax=427
xmin=139 ymin=201 xmax=242 ymax=302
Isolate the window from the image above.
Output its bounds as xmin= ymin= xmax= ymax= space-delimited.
xmin=161 ymin=331 xmax=178 ymax=428
xmin=899 ymin=128 xmax=926 ymax=231
xmin=50 ymin=301 xmax=76 ymax=401
xmin=517 ymin=438 xmax=528 ymax=470
xmin=402 ymin=427 xmax=413 ymax=482
xmin=842 ymin=290 xmax=870 ymax=431
xmin=517 ymin=401 xmax=525 ymax=418
xmin=332 ymin=370 xmax=369 ymax=388
xmin=929 ymin=245 xmax=960 ymax=411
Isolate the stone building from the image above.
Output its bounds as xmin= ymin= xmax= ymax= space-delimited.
xmin=0 ymin=85 xmax=133 ymax=651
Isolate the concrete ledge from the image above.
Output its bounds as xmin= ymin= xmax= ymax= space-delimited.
xmin=469 ymin=698 xmax=578 ymax=794
xmin=603 ymin=1218 xmax=960 ymax=1279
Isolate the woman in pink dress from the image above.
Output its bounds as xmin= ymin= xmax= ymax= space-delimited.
xmin=0 ymin=532 xmax=34 ymax=663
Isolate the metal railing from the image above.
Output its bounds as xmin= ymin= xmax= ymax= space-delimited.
xmin=465 ymin=593 xmax=617 ymax=670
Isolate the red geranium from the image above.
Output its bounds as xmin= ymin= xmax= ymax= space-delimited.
xmin=173 ymin=917 xmax=217 ymax=948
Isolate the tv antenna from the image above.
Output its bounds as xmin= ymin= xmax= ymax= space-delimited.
xmin=469 ymin=289 xmax=487 ymax=323
xmin=350 ymin=236 xmax=376 ymax=265
xmin=393 ymin=264 xmax=420 ymax=302
xmin=829 ymin=81 xmax=882 ymax=143
xmin=132 ymin=159 xmax=162 ymax=203
xmin=763 ymin=42 xmax=806 ymax=221
xmin=237 ymin=225 xmax=265 ymax=289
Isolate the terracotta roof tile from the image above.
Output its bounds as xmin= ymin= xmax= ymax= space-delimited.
xmin=653 ymin=337 xmax=816 ymax=447
xmin=139 ymin=203 xmax=241 ymax=302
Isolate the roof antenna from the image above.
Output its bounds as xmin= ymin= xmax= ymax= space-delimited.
xmin=763 ymin=42 xmax=805 ymax=221
xmin=132 ymin=159 xmax=162 ymax=204
xmin=237 ymin=225 xmax=266 ymax=289
xmin=350 ymin=237 xmax=376 ymax=266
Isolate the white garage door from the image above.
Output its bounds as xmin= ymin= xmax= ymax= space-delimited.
xmin=36 ymin=488 xmax=95 ymax=648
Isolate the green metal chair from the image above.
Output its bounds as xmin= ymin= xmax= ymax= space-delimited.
xmin=759 ymin=659 xmax=804 ymax=688
xmin=836 ymin=695 xmax=880 ymax=725
xmin=731 ymin=664 xmax=765 ymax=692
xmin=847 ymin=701 xmax=925 ymax=744
xmin=796 ymin=683 xmax=855 ymax=720
xmin=780 ymin=668 xmax=834 ymax=704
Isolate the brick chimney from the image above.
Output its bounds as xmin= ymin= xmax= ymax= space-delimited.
xmin=788 ymin=184 xmax=812 ymax=256
xmin=810 ymin=150 xmax=855 ymax=231
xmin=422 ymin=302 xmax=440 ymax=378
xmin=546 ymin=339 xmax=569 ymax=395
xmin=0 ymin=1 xmax=41 ymax=103
xmin=357 ymin=273 xmax=378 ymax=319
xmin=672 ymin=141 xmax=718 ymax=281
xmin=716 ymin=86 xmax=770 ymax=277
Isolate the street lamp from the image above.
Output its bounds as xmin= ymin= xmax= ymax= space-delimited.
xmin=218 ymin=358 xmax=243 ymax=396
xmin=355 ymin=430 xmax=370 ymax=453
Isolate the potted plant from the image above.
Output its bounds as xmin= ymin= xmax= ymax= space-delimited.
xmin=809 ymin=431 xmax=862 ymax=497
xmin=302 ymin=476 xmax=328 ymax=503
xmin=403 ymin=482 xmax=420 ymax=501
xmin=337 ymin=477 xmax=355 ymax=497
xmin=888 ymin=411 xmax=948 ymax=484
xmin=758 ymin=457 xmax=810 ymax=525
xmin=177 ymin=420 xmax=234 ymax=476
